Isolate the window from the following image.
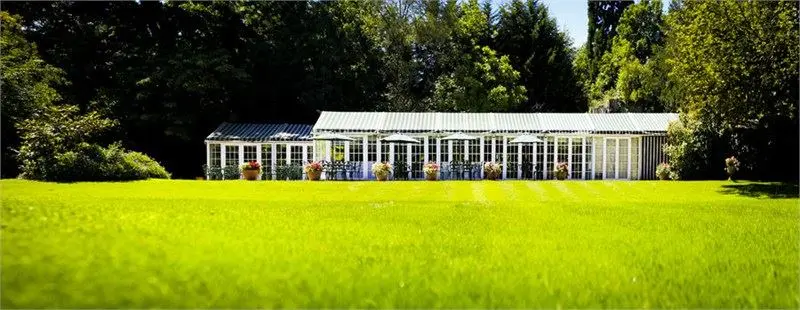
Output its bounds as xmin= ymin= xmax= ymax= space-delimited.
xmin=210 ymin=144 xmax=221 ymax=166
xmin=586 ymin=139 xmax=594 ymax=179
xmin=483 ymin=137 xmax=494 ymax=162
xmin=536 ymin=140 xmax=545 ymax=178
xmin=451 ymin=140 xmax=464 ymax=162
xmin=411 ymin=140 xmax=425 ymax=179
xmin=521 ymin=144 xmax=535 ymax=179
xmin=619 ymin=138 xmax=629 ymax=179
xmin=350 ymin=139 xmax=363 ymax=163
xmin=428 ymin=138 xmax=438 ymax=162
xmin=331 ymin=141 xmax=346 ymax=162
xmin=276 ymin=144 xmax=287 ymax=166
xmin=545 ymin=137 xmax=555 ymax=178
xmin=243 ymin=145 xmax=257 ymax=163
xmin=261 ymin=144 xmax=273 ymax=180
xmin=571 ymin=138 xmax=583 ymax=179
xmin=290 ymin=145 xmax=304 ymax=165
xmin=468 ymin=140 xmax=481 ymax=163
xmin=506 ymin=140 xmax=518 ymax=179
xmin=380 ymin=141 xmax=390 ymax=162
xmin=225 ymin=145 xmax=239 ymax=167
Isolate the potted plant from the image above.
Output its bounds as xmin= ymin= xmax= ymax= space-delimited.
xmin=656 ymin=162 xmax=671 ymax=180
xmin=423 ymin=162 xmax=440 ymax=181
xmin=483 ymin=162 xmax=502 ymax=180
xmin=372 ymin=162 xmax=392 ymax=181
xmin=240 ymin=161 xmax=261 ymax=180
xmin=553 ymin=162 xmax=568 ymax=180
xmin=725 ymin=156 xmax=740 ymax=181
xmin=304 ymin=161 xmax=323 ymax=181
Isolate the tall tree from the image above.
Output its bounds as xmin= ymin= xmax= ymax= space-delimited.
xmin=0 ymin=11 xmax=66 ymax=177
xmin=495 ymin=0 xmax=586 ymax=112
xmin=587 ymin=0 xmax=633 ymax=80
xmin=663 ymin=0 xmax=799 ymax=180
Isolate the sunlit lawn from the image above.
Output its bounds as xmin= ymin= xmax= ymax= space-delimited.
xmin=1 ymin=179 xmax=797 ymax=308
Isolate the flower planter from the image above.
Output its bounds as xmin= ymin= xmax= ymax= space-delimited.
xmin=657 ymin=174 xmax=669 ymax=180
xmin=307 ymin=170 xmax=321 ymax=181
xmin=242 ymin=169 xmax=260 ymax=181
xmin=485 ymin=172 xmax=501 ymax=180
xmin=554 ymin=172 xmax=567 ymax=180
xmin=425 ymin=173 xmax=438 ymax=181
xmin=726 ymin=166 xmax=737 ymax=180
xmin=375 ymin=173 xmax=389 ymax=181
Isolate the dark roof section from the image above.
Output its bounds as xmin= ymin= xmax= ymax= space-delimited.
xmin=206 ymin=123 xmax=313 ymax=142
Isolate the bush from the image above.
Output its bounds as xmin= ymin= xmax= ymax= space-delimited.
xmin=203 ymin=164 xmax=223 ymax=180
xmin=222 ymin=165 xmax=240 ymax=180
xmin=656 ymin=162 xmax=671 ymax=180
xmin=39 ymin=142 xmax=170 ymax=182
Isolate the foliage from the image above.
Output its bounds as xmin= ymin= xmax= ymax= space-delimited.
xmin=663 ymin=0 xmax=799 ymax=181
xmin=496 ymin=0 xmax=587 ymax=112
xmin=223 ymin=165 xmax=240 ymax=180
xmin=240 ymin=161 xmax=261 ymax=171
xmin=203 ymin=164 xmax=223 ymax=180
xmin=371 ymin=162 xmax=392 ymax=178
xmin=0 ymin=12 xmax=67 ymax=177
xmin=587 ymin=0 xmax=634 ymax=80
xmin=3 ymin=180 xmax=798 ymax=308
xmin=483 ymin=161 xmax=502 ymax=180
xmin=423 ymin=162 xmax=440 ymax=175
xmin=553 ymin=162 xmax=568 ymax=180
xmin=275 ymin=164 xmax=303 ymax=180
xmin=656 ymin=162 xmax=671 ymax=180
xmin=304 ymin=161 xmax=324 ymax=174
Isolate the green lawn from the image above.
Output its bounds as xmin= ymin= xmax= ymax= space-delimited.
xmin=1 ymin=179 xmax=798 ymax=308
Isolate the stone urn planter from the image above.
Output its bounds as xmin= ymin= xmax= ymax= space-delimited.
xmin=242 ymin=169 xmax=260 ymax=181
xmin=372 ymin=162 xmax=392 ymax=182
xmin=307 ymin=170 xmax=321 ymax=181
xmin=375 ymin=172 xmax=390 ymax=181
xmin=425 ymin=173 xmax=438 ymax=181
xmin=483 ymin=162 xmax=502 ymax=180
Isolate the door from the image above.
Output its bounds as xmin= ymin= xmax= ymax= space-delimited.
xmin=603 ymin=137 xmax=631 ymax=180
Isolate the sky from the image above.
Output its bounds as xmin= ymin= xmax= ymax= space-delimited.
xmin=492 ymin=0 xmax=589 ymax=48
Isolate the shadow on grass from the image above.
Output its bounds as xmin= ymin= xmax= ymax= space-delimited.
xmin=719 ymin=182 xmax=799 ymax=199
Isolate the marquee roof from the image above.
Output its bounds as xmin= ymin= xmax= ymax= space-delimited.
xmin=313 ymin=111 xmax=678 ymax=134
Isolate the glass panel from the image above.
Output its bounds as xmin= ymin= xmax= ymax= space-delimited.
xmin=571 ymin=138 xmax=583 ymax=179
xmin=586 ymin=139 xmax=593 ymax=179
xmin=468 ymin=140 xmax=481 ymax=163
xmin=451 ymin=141 xmax=465 ymax=162
xmin=483 ymin=137 xmax=493 ymax=162
xmin=619 ymin=139 xmax=629 ymax=179
xmin=411 ymin=140 xmax=425 ymax=179
xmin=276 ymin=144 xmax=287 ymax=165
xmin=243 ymin=145 xmax=257 ymax=163
xmin=605 ymin=139 xmax=616 ymax=179
xmin=349 ymin=139 xmax=363 ymax=163
xmin=210 ymin=144 xmax=221 ymax=166
xmin=331 ymin=141 xmax=346 ymax=162
xmin=290 ymin=145 xmax=304 ymax=166
xmin=261 ymin=144 xmax=273 ymax=180
xmin=506 ymin=141 xmax=519 ymax=179
xmin=225 ymin=145 xmax=239 ymax=166
xmin=367 ymin=137 xmax=377 ymax=162
xmin=380 ymin=141 xmax=390 ymax=162
xmin=427 ymin=138 xmax=437 ymax=162
xmin=521 ymin=144 xmax=534 ymax=179
xmin=546 ymin=137 xmax=555 ymax=179
xmin=536 ymin=140 xmax=545 ymax=179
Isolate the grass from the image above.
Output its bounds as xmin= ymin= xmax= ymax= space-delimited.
xmin=1 ymin=179 xmax=798 ymax=308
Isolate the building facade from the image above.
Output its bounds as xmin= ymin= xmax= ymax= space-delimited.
xmin=204 ymin=112 xmax=675 ymax=180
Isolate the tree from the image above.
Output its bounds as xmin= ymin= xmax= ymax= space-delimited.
xmin=587 ymin=0 xmax=633 ymax=80
xmin=663 ymin=0 xmax=799 ymax=180
xmin=0 ymin=11 xmax=66 ymax=177
xmin=495 ymin=0 xmax=586 ymax=112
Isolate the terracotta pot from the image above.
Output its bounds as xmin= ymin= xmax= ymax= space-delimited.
xmin=308 ymin=170 xmax=321 ymax=181
xmin=242 ymin=169 xmax=260 ymax=181
xmin=425 ymin=173 xmax=438 ymax=181
xmin=485 ymin=171 xmax=500 ymax=180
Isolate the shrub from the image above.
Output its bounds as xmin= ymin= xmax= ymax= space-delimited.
xmin=203 ymin=164 xmax=223 ymax=180
xmin=39 ymin=142 xmax=169 ymax=182
xmin=222 ymin=165 xmax=240 ymax=180
xmin=725 ymin=156 xmax=740 ymax=180
xmin=656 ymin=162 xmax=671 ymax=180
xmin=393 ymin=161 xmax=408 ymax=180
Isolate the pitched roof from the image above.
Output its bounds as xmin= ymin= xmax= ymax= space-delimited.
xmin=312 ymin=111 xmax=678 ymax=134
xmin=206 ymin=123 xmax=313 ymax=142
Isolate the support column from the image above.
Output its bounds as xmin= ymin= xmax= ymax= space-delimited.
xmin=271 ymin=143 xmax=277 ymax=180
xmin=301 ymin=145 xmax=308 ymax=180
xmin=533 ymin=143 xmax=538 ymax=180
xmin=238 ymin=144 xmax=244 ymax=165
xmin=491 ymin=137 xmax=496 ymax=162
xmin=627 ymin=138 xmax=632 ymax=179
xmin=362 ymin=136 xmax=369 ymax=180
xmin=517 ymin=143 xmax=522 ymax=179
xmin=553 ymin=138 xmax=558 ymax=173
xmin=406 ymin=144 xmax=412 ymax=179
xmin=542 ymin=138 xmax=548 ymax=179
xmin=286 ymin=145 xmax=291 ymax=165
xmin=220 ymin=144 xmax=227 ymax=179
xmin=344 ymin=141 xmax=350 ymax=162
xmin=436 ymin=138 xmax=441 ymax=163
xmin=376 ymin=138 xmax=382 ymax=162
xmin=581 ymin=137 xmax=587 ymax=180
xmin=589 ymin=137 xmax=597 ymax=180
xmin=567 ymin=137 xmax=573 ymax=179
xmin=448 ymin=140 xmax=453 ymax=162
xmin=502 ymin=137 xmax=508 ymax=179
xmin=615 ymin=139 xmax=620 ymax=179
xmin=205 ymin=142 xmax=210 ymax=179
xmin=326 ymin=141 xmax=332 ymax=162
xmin=479 ymin=137 xmax=485 ymax=179
xmin=256 ymin=144 xmax=262 ymax=165
xmin=423 ymin=137 xmax=429 ymax=163
xmin=389 ymin=143 xmax=395 ymax=164
xmin=602 ymin=138 xmax=608 ymax=180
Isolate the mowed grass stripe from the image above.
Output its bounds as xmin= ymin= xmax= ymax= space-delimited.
xmin=1 ymin=180 xmax=798 ymax=308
